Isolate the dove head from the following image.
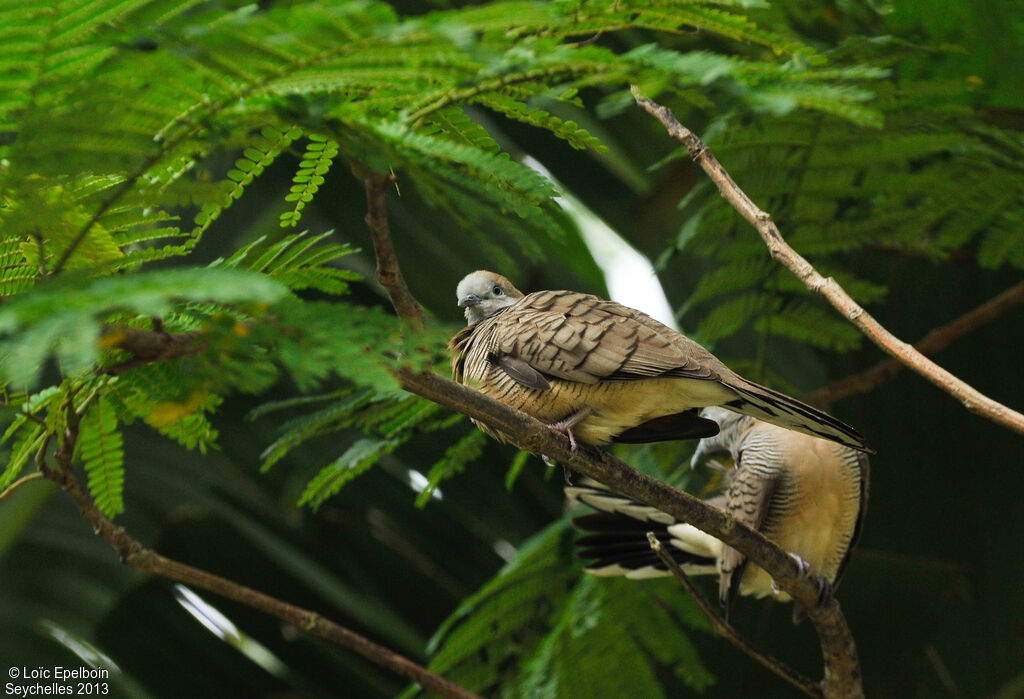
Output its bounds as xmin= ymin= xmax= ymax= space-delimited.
xmin=456 ymin=270 xmax=524 ymax=325
xmin=691 ymin=407 xmax=753 ymax=469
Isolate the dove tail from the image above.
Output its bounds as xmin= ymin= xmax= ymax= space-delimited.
xmin=725 ymin=381 xmax=872 ymax=453
xmin=568 ymin=479 xmax=719 ymax=579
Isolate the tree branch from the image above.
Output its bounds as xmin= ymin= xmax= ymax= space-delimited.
xmin=393 ymin=367 xmax=864 ymax=699
xmin=806 ymin=280 xmax=1024 ymax=406
xmin=646 ymin=533 xmax=822 ymax=698
xmin=358 ymin=169 xmax=425 ymax=332
xmin=41 ymin=424 xmax=477 ymax=698
xmin=348 ymin=145 xmax=862 ymax=697
xmin=100 ymin=322 xmax=207 ymax=375
xmin=632 ymin=87 xmax=1024 ymax=438
xmin=0 ymin=472 xmax=45 ymax=501
xmin=74 ymin=248 xmax=863 ymax=691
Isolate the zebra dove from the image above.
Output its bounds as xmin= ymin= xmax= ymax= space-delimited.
xmin=570 ymin=407 xmax=869 ymax=617
xmin=450 ymin=270 xmax=870 ymax=452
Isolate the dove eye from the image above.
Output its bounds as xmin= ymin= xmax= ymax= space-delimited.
xmin=492 ymin=285 xmax=503 ymax=296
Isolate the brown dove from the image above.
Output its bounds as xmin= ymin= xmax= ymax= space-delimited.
xmin=570 ymin=407 xmax=869 ymax=617
xmin=450 ymin=270 xmax=870 ymax=452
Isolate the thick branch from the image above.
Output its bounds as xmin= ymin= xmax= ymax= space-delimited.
xmin=807 ymin=280 xmax=1024 ymax=406
xmin=350 ymin=149 xmax=861 ymax=696
xmin=360 ymin=170 xmax=425 ymax=332
xmin=41 ymin=461 xmax=477 ymax=699
xmin=647 ymin=533 xmax=822 ymax=698
xmin=394 ymin=367 xmax=863 ymax=699
xmin=632 ymin=88 xmax=1024 ymax=438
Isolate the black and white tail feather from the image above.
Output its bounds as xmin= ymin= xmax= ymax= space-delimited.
xmin=725 ymin=380 xmax=871 ymax=453
xmin=567 ymin=477 xmax=722 ymax=580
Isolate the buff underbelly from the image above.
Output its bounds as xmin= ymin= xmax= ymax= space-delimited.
xmin=473 ymin=370 xmax=737 ymax=446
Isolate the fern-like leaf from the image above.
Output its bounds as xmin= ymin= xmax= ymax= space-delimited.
xmin=1 ymin=422 xmax=45 ymax=490
xmin=298 ymin=438 xmax=398 ymax=510
xmin=414 ymin=429 xmax=486 ymax=507
xmin=0 ymin=240 xmax=36 ymax=297
xmin=76 ymin=396 xmax=125 ymax=518
xmin=194 ymin=125 xmax=304 ymax=239
xmin=473 ymin=94 xmax=607 ymax=152
xmin=217 ymin=230 xmax=360 ymax=295
xmin=280 ymin=135 xmax=339 ymax=228
xmin=259 ymin=388 xmax=375 ymax=472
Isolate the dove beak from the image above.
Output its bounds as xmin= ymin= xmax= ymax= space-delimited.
xmin=458 ymin=294 xmax=481 ymax=308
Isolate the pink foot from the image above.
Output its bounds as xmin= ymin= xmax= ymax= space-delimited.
xmin=546 ymin=408 xmax=593 ymax=452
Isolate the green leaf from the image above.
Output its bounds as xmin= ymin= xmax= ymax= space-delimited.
xmin=217 ymin=230 xmax=361 ymax=295
xmin=259 ymin=388 xmax=375 ymax=472
xmin=415 ymin=429 xmax=486 ymax=507
xmin=516 ymin=576 xmax=713 ymax=697
xmin=426 ymin=520 xmax=581 ymax=686
xmin=76 ymin=396 xmax=125 ymax=518
xmin=298 ymin=438 xmax=398 ymax=510
xmin=280 ymin=136 xmax=340 ymax=229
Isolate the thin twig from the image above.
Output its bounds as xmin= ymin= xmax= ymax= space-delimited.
xmin=631 ymin=87 xmax=1024 ymax=438
xmin=30 ymin=231 xmax=47 ymax=276
xmin=807 ymin=280 xmax=1024 ymax=406
xmin=646 ymin=532 xmax=823 ymax=698
xmin=0 ymin=472 xmax=46 ymax=501
xmin=393 ymin=367 xmax=863 ymax=699
xmin=358 ymin=169 xmax=425 ymax=332
xmin=39 ymin=459 xmax=478 ymax=699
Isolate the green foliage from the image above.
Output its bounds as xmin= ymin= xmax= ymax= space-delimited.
xmin=661 ymin=85 xmax=1024 ymax=352
xmin=298 ymin=437 xmax=399 ymax=509
xmin=0 ymin=0 xmax=888 ymax=282
xmin=474 ymin=95 xmax=607 ymax=152
xmin=420 ymin=521 xmax=583 ymax=695
xmin=419 ymin=519 xmax=714 ymax=697
xmin=363 ymin=121 xmax=573 ymax=262
xmin=0 ymin=267 xmax=288 ymax=388
xmin=109 ymin=362 xmax=223 ymax=452
xmin=258 ymin=387 xmax=464 ymax=509
xmin=516 ymin=576 xmax=714 ymax=697
xmin=0 ymin=386 xmax=62 ymax=489
xmin=415 ymin=429 xmax=486 ymax=507
xmin=75 ymin=396 xmax=125 ymax=518
xmin=216 ymin=230 xmax=361 ymax=295
xmin=211 ymin=124 xmax=304 ymax=236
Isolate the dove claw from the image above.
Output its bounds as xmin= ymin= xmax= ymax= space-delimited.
xmin=546 ymin=408 xmax=593 ymax=452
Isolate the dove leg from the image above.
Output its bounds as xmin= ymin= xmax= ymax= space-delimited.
xmin=547 ymin=407 xmax=594 ymax=452
xmin=771 ymin=552 xmax=813 ymax=595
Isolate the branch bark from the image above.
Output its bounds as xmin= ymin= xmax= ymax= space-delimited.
xmin=632 ymin=88 xmax=1024 ymax=438
xmin=394 ymin=367 xmax=864 ymax=699
xmin=39 ymin=459 xmax=479 ymax=699
xmin=806 ymin=280 xmax=1024 ymax=406
xmin=359 ymin=169 xmax=425 ymax=332
xmin=647 ymin=533 xmax=822 ymax=698
xmin=354 ymin=153 xmax=862 ymax=698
